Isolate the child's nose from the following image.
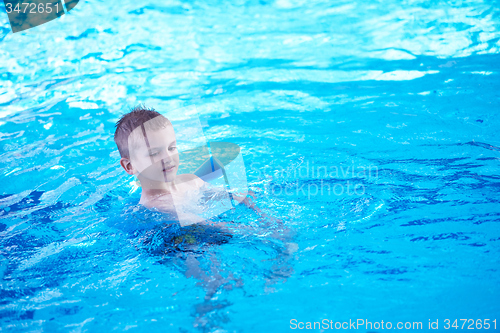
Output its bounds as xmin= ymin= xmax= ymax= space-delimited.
xmin=161 ymin=148 xmax=175 ymax=163
xmin=162 ymin=153 xmax=172 ymax=163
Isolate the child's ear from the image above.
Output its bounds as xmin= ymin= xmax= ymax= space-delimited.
xmin=120 ymin=157 xmax=136 ymax=175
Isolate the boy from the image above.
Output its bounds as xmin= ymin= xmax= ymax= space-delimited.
xmin=114 ymin=105 xmax=297 ymax=304
xmin=115 ymin=105 xmax=211 ymax=223
xmin=114 ymin=105 xmax=253 ymax=226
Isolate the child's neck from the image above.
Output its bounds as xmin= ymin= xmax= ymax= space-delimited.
xmin=138 ymin=177 xmax=179 ymax=201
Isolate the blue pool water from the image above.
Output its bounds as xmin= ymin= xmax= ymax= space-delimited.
xmin=1 ymin=0 xmax=500 ymax=332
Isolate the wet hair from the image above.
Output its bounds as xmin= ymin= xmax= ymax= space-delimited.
xmin=114 ymin=104 xmax=172 ymax=159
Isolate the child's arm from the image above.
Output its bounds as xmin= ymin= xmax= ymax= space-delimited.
xmin=230 ymin=190 xmax=296 ymax=246
xmin=231 ymin=190 xmax=281 ymax=225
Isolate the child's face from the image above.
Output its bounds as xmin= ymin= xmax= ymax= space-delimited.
xmin=129 ymin=124 xmax=180 ymax=183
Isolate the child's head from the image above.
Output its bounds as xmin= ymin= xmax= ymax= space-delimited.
xmin=114 ymin=105 xmax=179 ymax=183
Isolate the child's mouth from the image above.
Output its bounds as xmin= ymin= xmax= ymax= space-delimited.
xmin=163 ymin=165 xmax=175 ymax=172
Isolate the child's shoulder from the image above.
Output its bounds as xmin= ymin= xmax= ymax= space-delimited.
xmin=176 ymin=173 xmax=205 ymax=188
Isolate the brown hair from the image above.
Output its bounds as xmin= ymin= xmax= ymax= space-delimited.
xmin=114 ymin=104 xmax=172 ymax=159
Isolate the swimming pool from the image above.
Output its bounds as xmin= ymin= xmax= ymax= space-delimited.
xmin=1 ymin=0 xmax=499 ymax=331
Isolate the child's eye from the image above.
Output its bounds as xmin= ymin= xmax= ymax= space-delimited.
xmin=150 ymin=151 xmax=158 ymax=156
xmin=168 ymin=146 xmax=177 ymax=151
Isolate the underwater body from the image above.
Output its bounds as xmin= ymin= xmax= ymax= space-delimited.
xmin=1 ymin=0 xmax=500 ymax=332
